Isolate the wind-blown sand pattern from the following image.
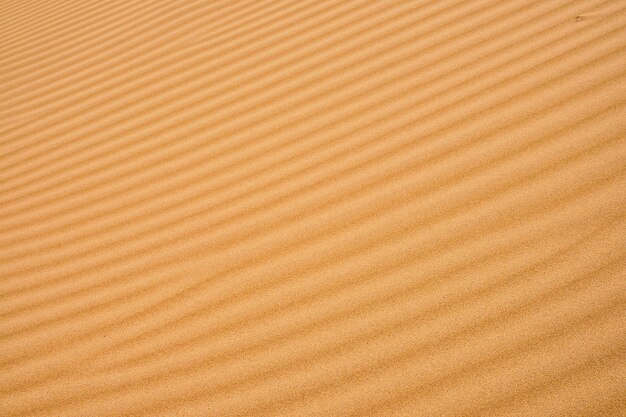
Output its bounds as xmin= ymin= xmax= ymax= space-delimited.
xmin=1 ymin=0 xmax=625 ymax=415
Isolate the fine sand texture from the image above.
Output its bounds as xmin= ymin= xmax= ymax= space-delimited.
xmin=1 ymin=1 xmax=625 ymax=416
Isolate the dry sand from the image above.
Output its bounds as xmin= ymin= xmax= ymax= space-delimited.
xmin=1 ymin=0 xmax=625 ymax=416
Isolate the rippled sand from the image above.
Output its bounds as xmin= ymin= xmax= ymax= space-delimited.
xmin=1 ymin=1 xmax=625 ymax=416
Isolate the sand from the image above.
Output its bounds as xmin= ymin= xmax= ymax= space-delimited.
xmin=1 ymin=0 xmax=625 ymax=416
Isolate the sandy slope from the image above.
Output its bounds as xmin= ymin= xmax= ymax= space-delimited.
xmin=0 ymin=0 xmax=625 ymax=415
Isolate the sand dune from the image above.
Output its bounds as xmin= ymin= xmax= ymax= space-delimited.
xmin=1 ymin=0 xmax=625 ymax=415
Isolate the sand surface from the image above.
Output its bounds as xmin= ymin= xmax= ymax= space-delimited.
xmin=1 ymin=1 xmax=625 ymax=416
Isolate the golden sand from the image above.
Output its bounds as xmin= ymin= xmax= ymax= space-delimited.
xmin=1 ymin=1 xmax=625 ymax=415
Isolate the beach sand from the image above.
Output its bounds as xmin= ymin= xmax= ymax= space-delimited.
xmin=1 ymin=1 xmax=625 ymax=415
